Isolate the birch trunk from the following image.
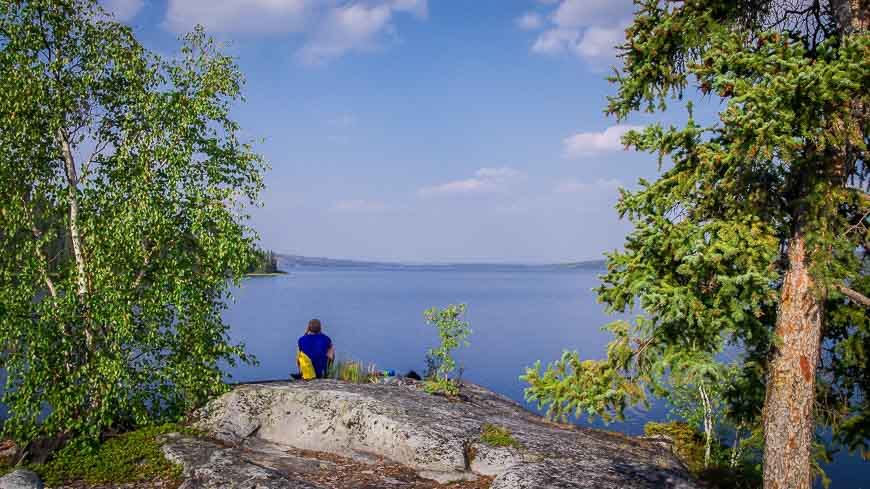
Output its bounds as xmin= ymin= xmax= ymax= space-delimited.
xmin=58 ymin=129 xmax=88 ymax=298
xmin=58 ymin=128 xmax=95 ymax=350
xmin=699 ymin=382 xmax=714 ymax=469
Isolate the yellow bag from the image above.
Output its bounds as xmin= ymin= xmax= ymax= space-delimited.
xmin=298 ymin=351 xmax=316 ymax=380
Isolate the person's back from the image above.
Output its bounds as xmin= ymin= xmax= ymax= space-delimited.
xmin=297 ymin=319 xmax=334 ymax=379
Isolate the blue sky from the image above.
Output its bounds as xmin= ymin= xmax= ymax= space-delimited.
xmin=102 ymin=0 xmax=686 ymax=263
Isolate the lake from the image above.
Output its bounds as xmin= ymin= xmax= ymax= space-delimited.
xmin=223 ymin=265 xmax=867 ymax=488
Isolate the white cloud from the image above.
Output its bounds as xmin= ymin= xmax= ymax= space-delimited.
xmin=515 ymin=12 xmax=544 ymax=31
xmin=298 ymin=3 xmax=391 ymax=64
xmin=419 ymin=167 xmax=523 ymax=197
xmin=390 ymin=0 xmax=428 ymax=19
xmin=562 ymin=125 xmax=642 ymax=158
xmin=163 ymin=0 xmax=312 ymax=34
xmin=162 ymin=0 xmax=426 ymax=64
xmin=475 ymin=167 xmax=521 ymax=179
xmin=419 ymin=178 xmax=489 ymax=196
xmin=552 ymin=0 xmax=633 ymax=28
xmin=575 ymin=25 xmax=624 ymax=59
xmin=297 ymin=0 xmax=427 ymax=64
xmin=525 ymin=0 xmax=632 ymax=64
xmin=332 ymin=199 xmax=388 ymax=212
xmin=554 ymin=178 xmax=621 ymax=193
xmin=531 ymin=24 xmax=625 ymax=61
xmin=531 ymin=28 xmax=579 ymax=55
xmin=102 ymin=0 xmax=144 ymax=21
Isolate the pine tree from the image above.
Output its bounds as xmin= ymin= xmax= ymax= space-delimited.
xmin=523 ymin=2 xmax=868 ymax=488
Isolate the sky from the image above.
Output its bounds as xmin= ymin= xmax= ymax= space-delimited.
xmin=100 ymin=0 xmax=694 ymax=263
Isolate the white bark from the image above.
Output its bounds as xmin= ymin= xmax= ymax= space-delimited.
xmin=698 ymin=382 xmax=714 ymax=469
xmin=57 ymin=128 xmax=88 ymax=298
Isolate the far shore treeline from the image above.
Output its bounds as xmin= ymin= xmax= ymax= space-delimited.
xmin=247 ymin=248 xmax=283 ymax=275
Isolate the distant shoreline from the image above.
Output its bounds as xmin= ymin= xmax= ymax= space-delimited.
xmin=275 ymin=254 xmax=606 ymax=271
xmin=245 ymin=271 xmax=289 ymax=277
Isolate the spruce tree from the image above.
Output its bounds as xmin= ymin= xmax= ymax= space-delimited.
xmin=523 ymin=2 xmax=868 ymax=488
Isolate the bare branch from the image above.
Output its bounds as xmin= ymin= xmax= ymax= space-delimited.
xmin=19 ymin=193 xmax=58 ymax=298
xmin=31 ymin=224 xmax=57 ymax=299
xmin=81 ymin=137 xmax=110 ymax=180
xmin=835 ymin=284 xmax=870 ymax=307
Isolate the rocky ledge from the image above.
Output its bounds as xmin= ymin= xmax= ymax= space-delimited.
xmin=166 ymin=380 xmax=699 ymax=489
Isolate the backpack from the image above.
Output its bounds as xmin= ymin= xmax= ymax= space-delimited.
xmin=298 ymin=350 xmax=317 ymax=380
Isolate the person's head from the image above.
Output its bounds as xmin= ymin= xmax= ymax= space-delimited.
xmin=306 ymin=318 xmax=322 ymax=334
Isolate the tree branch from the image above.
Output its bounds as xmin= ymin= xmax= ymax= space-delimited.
xmin=20 ymin=194 xmax=57 ymax=298
xmin=835 ymin=284 xmax=870 ymax=307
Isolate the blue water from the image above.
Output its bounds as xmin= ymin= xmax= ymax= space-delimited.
xmin=223 ymin=266 xmax=867 ymax=488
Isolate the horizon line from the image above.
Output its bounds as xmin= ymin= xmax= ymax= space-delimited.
xmin=273 ymin=252 xmax=608 ymax=268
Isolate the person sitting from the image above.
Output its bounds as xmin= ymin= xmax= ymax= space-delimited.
xmin=295 ymin=318 xmax=334 ymax=380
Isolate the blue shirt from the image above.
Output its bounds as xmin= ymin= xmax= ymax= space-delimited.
xmin=298 ymin=333 xmax=332 ymax=378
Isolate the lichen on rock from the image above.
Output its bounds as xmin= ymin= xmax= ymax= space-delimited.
xmin=176 ymin=380 xmax=699 ymax=488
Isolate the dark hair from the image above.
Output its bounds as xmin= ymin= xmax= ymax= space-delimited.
xmin=307 ymin=318 xmax=322 ymax=334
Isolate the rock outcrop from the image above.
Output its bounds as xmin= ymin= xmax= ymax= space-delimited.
xmin=176 ymin=380 xmax=698 ymax=488
xmin=0 ymin=470 xmax=43 ymax=489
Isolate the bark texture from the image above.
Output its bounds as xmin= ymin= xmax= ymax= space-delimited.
xmin=831 ymin=0 xmax=869 ymax=33
xmin=763 ymin=237 xmax=823 ymax=489
xmin=58 ymin=129 xmax=88 ymax=298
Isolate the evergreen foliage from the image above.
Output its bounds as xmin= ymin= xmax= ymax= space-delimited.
xmin=0 ymin=0 xmax=264 ymax=445
xmin=522 ymin=1 xmax=868 ymax=484
xmin=247 ymin=247 xmax=281 ymax=274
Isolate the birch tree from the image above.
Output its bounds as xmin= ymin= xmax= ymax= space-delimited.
xmin=0 ymin=0 xmax=264 ymax=444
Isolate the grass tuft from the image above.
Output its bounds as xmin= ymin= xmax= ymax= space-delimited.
xmin=326 ymin=360 xmax=380 ymax=384
xmin=480 ymin=424 xmax=521 ymax=449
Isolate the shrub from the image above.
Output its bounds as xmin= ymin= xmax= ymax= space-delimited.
xmin=327 ymin=360 xmax=379 ymax=384
xmin=422 ymin=304 xmax=471 ymax=396
xmin=644 ymin=421 xmax=763 ymax=489
xmin=644 ymin=421 xmax=706 ymax=474
xmin=480 ymin=424 xmax=521 ymax=449
xmin=0 ymin=424 xmax=198 ymax=486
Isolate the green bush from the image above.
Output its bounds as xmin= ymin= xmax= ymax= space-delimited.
xmin=2 ymin=424 xmax=197 ymax=486
xmin=480 ymin=424 xmax=521 ymax=449
xmin=644 ymin=421 xmax=707 ymax=474
xmin=644 ymin=421 xmax=762 ymax=489
xmin=423 ymin=304 xmax=471 ymax=396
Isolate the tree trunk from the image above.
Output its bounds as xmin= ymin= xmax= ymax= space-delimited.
xmin=58 ymin=129 xmax=88 ymax=298
xmin=58 ymin=128 xmax=95 ymax=350
xmin=730 ymin=426 xmax=743 ymax=469
xmin=699 ymin=382 xmax=714 ymax=469
xmin=831 ymin=0 xmax=868 ymax=34
xmin=763 ymin=236 xmax=823 ymax=489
